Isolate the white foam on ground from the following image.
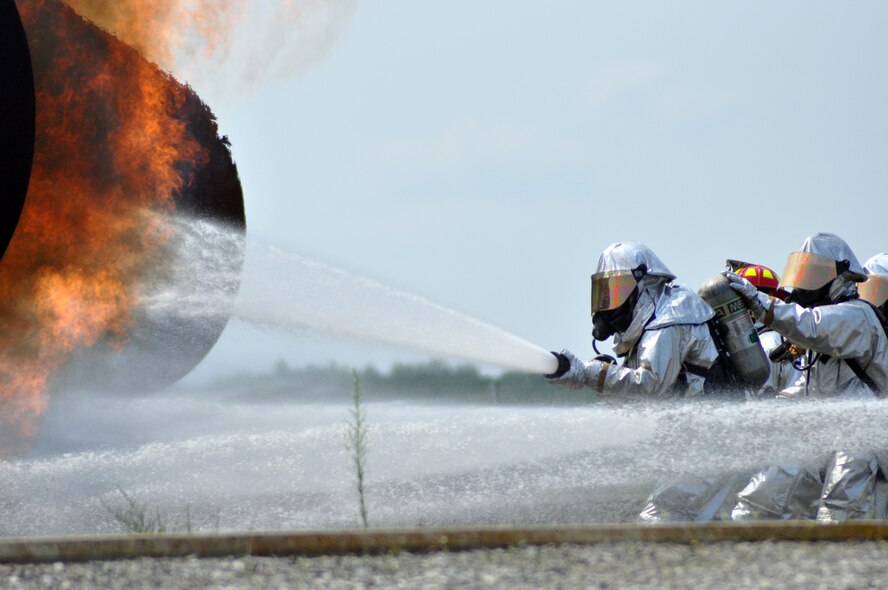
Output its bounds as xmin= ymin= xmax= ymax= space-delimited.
xmin=7 ymin=391 xmax=888 ymax=536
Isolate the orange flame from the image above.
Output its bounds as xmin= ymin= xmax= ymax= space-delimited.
xmin=0 ymin=0 xmax=207 ymax=449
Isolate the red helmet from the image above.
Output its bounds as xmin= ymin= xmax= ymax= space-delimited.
xmin=735 ymin=263 xmax=786 ymax=298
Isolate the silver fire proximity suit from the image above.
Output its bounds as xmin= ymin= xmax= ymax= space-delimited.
xmin=727 ymin=233 xmax=888 ymax=398
xmin=549 ymin=241 xmax=719 ymax=399
xmin=862 ymin=253 xmax=888 ymax=316
xmin=865 ymin=253 xmax=888 ymax=276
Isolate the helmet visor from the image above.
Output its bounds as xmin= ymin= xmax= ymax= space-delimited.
xmin=591 ymin=270 xmax=637 ymax=313
xmin=778 ymin=251 xmax=838 ymax=292
xmin=859 ymin=275 xmax=888 ymax=308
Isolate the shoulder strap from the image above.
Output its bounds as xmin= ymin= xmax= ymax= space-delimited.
xmin=703 ymin=318 xmax=740 ymax=385
xmin=844 ymin=358 xmax=883 ymax=397
xmin=878 ymin=308 xmax=888 ymax=336
xmin=621 ymin=312 xmax=659 ymax=359
xmin=858 ymin=299 xmax=888 ymax=339
xmin=841 ymin=299 xmax=887 ymax=397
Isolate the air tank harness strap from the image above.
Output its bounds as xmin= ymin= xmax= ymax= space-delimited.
xmin=762 ymin=296 xmax=776 ymax=325
xmin=833 ymin=300 xmax=886 ymax=397
xmin=819 ymin=352 xmax=883 ymax=397
xmin=704 ymin=318 xmax=740 ymax=385
xmin=683 ymin=364 xmax=710 ymax=378
xmin=860 ymin=299 xmax=888 ymax=339
xmin=845 ymin=358 xmax=883 ymax=397
xmin=672 ymin=363 xmax=706 ymax=398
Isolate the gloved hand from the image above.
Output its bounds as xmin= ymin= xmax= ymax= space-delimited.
xmin=545 ymin=349 xmax=589 ymax=389
xmin=723 ymin=271 xmax=770 ymax=319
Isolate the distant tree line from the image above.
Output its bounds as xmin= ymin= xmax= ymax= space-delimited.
xmin=201 ymin=359 xmax=595 ymax=406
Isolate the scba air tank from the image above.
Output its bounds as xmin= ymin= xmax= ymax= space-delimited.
xmin=698 ymin=275 xmax=770 ymax=390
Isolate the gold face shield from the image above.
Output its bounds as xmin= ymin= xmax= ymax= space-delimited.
xmin=591 ymin=270 xmax=638 ymax=313
xmin=859 ymin=275 xmax=888 ymax=308
xmin=778 ymin=251 xmax=839 ymax=292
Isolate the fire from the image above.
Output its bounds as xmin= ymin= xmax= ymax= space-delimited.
xmin=0 ymin=0 xmax=214 ymax=449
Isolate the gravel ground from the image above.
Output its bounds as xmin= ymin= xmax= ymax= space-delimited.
xmin=2 ymin=541 xmax=888 ymax=589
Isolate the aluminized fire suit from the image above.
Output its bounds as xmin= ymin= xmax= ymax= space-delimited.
xmin=549 ymin=241 xmax=720 ymax=399
xmin=865 ymin=254 xmax=888 ymax=276
xmin=728 ymin=233 xmax=888 ymax=398
xmin=862 ymin=253 xmax=888 ymax=316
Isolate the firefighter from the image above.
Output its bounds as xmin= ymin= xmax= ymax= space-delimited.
xmin=726 ymin=233 xmax=888 ymax=397
xmin=861 ymin=253 xmax=888 ymax=318
xmin=546 ymin=241 xmax=726 ymax=398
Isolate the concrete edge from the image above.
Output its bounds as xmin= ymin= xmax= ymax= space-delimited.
xmin=2 ymin=521 xmax=888 ymax=563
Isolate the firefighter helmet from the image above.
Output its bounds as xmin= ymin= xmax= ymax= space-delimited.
xmin=735 ymin=263 xmax=784 ymax=297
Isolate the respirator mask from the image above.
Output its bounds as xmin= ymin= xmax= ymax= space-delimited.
xmin=590 ymin=264 xmax=646 ymax=341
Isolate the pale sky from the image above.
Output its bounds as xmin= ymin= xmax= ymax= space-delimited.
xmin=181 ymin=1 xmax=888 ymax=383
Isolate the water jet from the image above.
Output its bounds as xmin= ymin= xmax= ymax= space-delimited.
xmin=162 ymin=234 xmax=561 ymax=375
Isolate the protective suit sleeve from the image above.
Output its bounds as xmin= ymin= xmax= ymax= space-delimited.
xmin=768 ymin=300 xmax=875 ymax=360
xmin=600 ymin=326 xmax=684 ymax=398
xmin=546 ymin=349 xmax=593 ymax=389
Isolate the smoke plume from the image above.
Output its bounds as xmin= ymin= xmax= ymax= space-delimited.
xmin=62 ymin=0 xmax=358 ymax=100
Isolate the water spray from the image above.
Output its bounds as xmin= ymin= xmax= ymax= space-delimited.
xmin=147 ymin=220 xmax=560 ymax=375
xmin=234 ymin=244 xmax=561 ymax=374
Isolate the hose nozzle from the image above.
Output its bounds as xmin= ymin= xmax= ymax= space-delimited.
xmin=544 ymin=351 xmax=571 ymax=379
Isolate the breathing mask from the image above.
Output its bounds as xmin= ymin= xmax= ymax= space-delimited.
xmin=590 ymin=264 xmax=646 ymax=341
